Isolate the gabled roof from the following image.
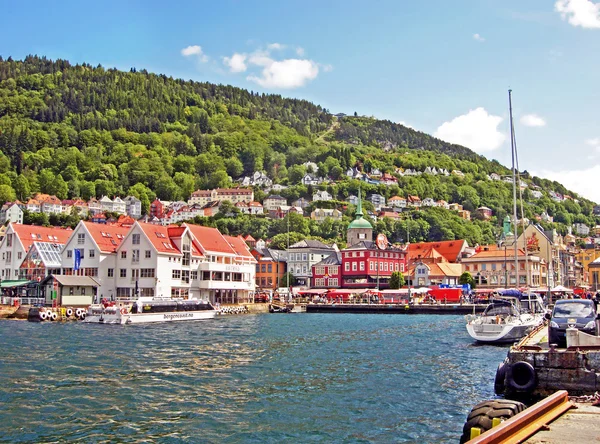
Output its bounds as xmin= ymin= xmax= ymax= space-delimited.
xmin=314 ymin=252 xmax=342 ymax=266
xmin=82 ymin=221 xmax=130 ymax=253
xmin=184 ymin=223 xmax=237 ymax=255
xmin=135 ymin=222 xmax=182 ymax=255
xmin=224 ymin=235 xmax=255 ymax=259
xmin=11 ymin=223 xmax=73 ymax=253
xmin=289 ymin=239 xmax=333 ymax=250
xmin=408 ymin=240 xmax=468 ymax=263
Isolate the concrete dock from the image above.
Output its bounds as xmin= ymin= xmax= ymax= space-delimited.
xmin=524 ymin=402 xmax=600 ymax=443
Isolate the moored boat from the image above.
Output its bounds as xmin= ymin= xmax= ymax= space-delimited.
xmin=465 ymin=291 xmax=546 ymax=343
xmin=83 ymin=297 xmax=217 ymax=325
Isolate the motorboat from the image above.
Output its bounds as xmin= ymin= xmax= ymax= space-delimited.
xmin=83 ymin=297 xmax=217 ymax=325
xmin=465 ymin=291 xmax=546 ymax=343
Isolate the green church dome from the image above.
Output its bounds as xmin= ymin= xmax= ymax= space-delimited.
xmin=348 ymin=217 xmax=373 ymax=229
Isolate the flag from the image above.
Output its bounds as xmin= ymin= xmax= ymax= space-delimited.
xmin=74 ymin=249 xmax=81 ymax=271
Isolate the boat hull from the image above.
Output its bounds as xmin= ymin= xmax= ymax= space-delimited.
xmin=466 ymin=322 xmax=537 ymax=343
xmin=83 ymin=310 xmax=217 ymax=325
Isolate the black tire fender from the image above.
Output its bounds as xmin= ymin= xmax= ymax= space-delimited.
xmin=506 ymin=361 xmax=536 ymax=393
xmin=494 ymin=359 xmax=509 ymax=395
xmin=460 ymin=399 xmax=526 ymax=443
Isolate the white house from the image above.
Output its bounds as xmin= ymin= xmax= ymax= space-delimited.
xmin=313 ymin=190 xmax=333 ymax=202
xmin=301 ymin=174 xmax=323 ymax=186
xmin=263 ymin=195 xmax=287 ymax=212
xmin=0 ymin=223 xmax=72 ymax=281
xmin=60 ymin=221 xmax=130 ymax=301
xmin=0 ymin=202 xmax=23 ymax=224
xmin=124 ymin=196 xmax=143 ymax=219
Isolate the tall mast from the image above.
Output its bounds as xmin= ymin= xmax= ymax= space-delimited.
xmin=509 ymin=90 xmax=519 ymax=287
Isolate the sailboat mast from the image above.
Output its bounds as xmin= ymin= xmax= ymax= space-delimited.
xmin=508 ymin=89 xmax=519 ymax=287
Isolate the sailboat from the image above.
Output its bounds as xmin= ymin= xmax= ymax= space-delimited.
xmin=465 ymin=90 xmax=546 ymax=343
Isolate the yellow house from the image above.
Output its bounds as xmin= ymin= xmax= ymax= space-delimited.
xmin=575 ymin=247 xmax=600 ymax=286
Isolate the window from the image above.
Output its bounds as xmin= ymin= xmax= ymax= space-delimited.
xmin=17 ymin=252 xmax=22 ymax=260
xmin=314 ymin=278 xmax=325 ymax=287
xmin=352 ymin=262 xmax=357 ymax=271
xmin=89 ymin=249 xmax=95 ymax=258
xmin=316 ymin=266 xmax=325 ymax=275
xmin=145 ymin=250 xmax=151 ymax=259
xmin=121 ymin=251 xmax=127 ymax=259
xmin=360 ymin=262 xmax=365 ymax=271
xmin=132 ymin=250 xmax=140 ymax=263
xmin=108 ymin=268 xmax=114 ymax=278
xmin=370 ymin=262 xmax=374 ymax=271
xmin=76 ymin=248 xmax=84 ymax=259
xmin=6 ymin=234 xmax=12 ymax=247
xmin=181 ymin=270 xmax=190 ymax=283
xmin=267 ymin=264 xmax=272 ymax=273
xmin=329 ymin=278 xmax=338 ymax=286
xmin=345 ymin=262 xmax=350 ymax=271
xmin=302 ymin=253 xmax=307 ymax=261
xmin=84 ymin=268 xmax=98 ymax=277
xmin=491 ymin=263 xmax=496 ymax=271
xmin=140 ymin=268 xmax=155 ymax=278
xmin=77 ymin=233 xmax=85 ymax=244
xmin=191 ymin=271 xmax=198 ymax=280
xmin=261 ymin=264 xmax=266 ymax=273
xmin=120 ymin=269 xmax=127 ymax=278
xmin=481 ymin=264 xmax=487 ymax=271
xmin=132 ymin=234 xmax=140 ymax=245
xmin=172 ymin=270 xmax=181 ymax=279
xmin=67 ymin=250 xmax=72 ymax=258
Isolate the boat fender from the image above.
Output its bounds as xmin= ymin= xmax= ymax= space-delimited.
xmin=494 ymin=359 xmax=509 ymax=395
xmin=66 ymin=308 xmax=73 ymax=317
xmin=39 ymin=311 xmax=47 ymax=321
xmin=51 ymin=311 xmax=58 ymax=321
xmin=80 ymin=312 xmax=86 ymax=320
xmin=506 ymin=361 xmax=536 ymax=393
xmin=120 ymin=307 xmax=128 ymax=315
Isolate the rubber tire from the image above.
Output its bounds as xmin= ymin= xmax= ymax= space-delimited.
xmin=494 ymin=359 xmax=509 ymax=396
xmin=66 ymin=308 xmax=73 ymax=317
xmin=460 ymin=399 xmax=526 ymax=443
xmin=506 ymin=361 xmax=536 ymax=394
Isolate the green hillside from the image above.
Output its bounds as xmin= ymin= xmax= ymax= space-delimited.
xmin=0 ymin=55 xmax=596 ymax=246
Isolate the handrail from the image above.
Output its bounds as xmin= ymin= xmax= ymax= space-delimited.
xmin=468 ymin=390 xmax=573 ymax=443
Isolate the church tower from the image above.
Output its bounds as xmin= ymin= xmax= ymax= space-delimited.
xmin=347 ymin=188 xmax=373 ymax=247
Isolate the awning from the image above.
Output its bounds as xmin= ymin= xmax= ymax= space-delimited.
xmin=380 ymin=289 xmax=410 ymax=294
xmin=298 ymin=289 xmax=327 ymax=295
xmin=551 ymin=285 xmax=573 ymax=293
xmin=42 ymin=275 xmax=100 ymax=287
xmin=328 ymin=289 xmax=369 ymax=296
xmin=1 ymin=280 xmax=31 ymax=288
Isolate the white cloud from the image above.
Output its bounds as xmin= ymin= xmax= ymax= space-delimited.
xmin=296 ymin=47 xmax=305 ymax=56
xmin=535 ymin=165 xmax=600 ymax=202
xmin=520 ymin=114 xmax=547 ymax=127
xmin=586 ymin=137 xmax=600 ymax=146
xmin=434 ymin=108 xmax=506 ymax=153
xmin=181 ymin=45 xmax=209 ymax=62
xmin=247 ymin=58 xmax=319 ymax=89
xmin=267 ymin=43 xmax=285 ymax=51
xmin=555 ymin=0 xmax=600 ymax=28
xmin=473 ymin=33 xmax=485 ymax=42
xmin=321 ymin=64 xmax=333 ymax=72
xmin=223 ymin=53 xmax=247 ymax=73
xmin=398 ymin=121 xmax=414 ymax=129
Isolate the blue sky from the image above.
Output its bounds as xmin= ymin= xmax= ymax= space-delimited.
xmin=2 ymin=0 xmax=600 ymax=202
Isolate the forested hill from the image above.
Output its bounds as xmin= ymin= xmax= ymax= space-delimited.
xmin=0 ymin=55 xmax=596 ymax=247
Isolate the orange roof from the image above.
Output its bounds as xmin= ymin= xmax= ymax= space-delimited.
xmin=118 ymin=215 xmax=136 ymax=225
xmin=11 ymin=223 xmax=73 ymax=252
xmin=184 ymin=223 xmax=237 ymax=255
xmin=224 ymin=235 xmax=255 ymax=259
xmin=135 ymin=222 xmax=181 ymax=255
xmin=468 ymin=248 xmax=527 ymax=259
xmin=83 ymin=221 xmax=130 ymax=253
xmin=244 ymin=234 xmax=256 ymax=242
xmin=408 ymin=240 xmax=467 ymax=263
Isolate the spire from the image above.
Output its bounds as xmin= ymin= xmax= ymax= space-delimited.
xmin=355 ymin=187 xmax=363 ymax=218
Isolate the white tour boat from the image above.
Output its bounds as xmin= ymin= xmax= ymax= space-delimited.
xmin=83 ymin=297 xmax=217 ymax=325
xmin=465 ymin=292 xmax=546 ymax=343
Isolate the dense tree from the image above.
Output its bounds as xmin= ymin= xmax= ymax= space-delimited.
xmin=389 ymin=271 xmax=405 ymax=289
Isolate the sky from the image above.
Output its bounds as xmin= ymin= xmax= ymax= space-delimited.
xmin=1 ymin=0 xmax=600 ymax=202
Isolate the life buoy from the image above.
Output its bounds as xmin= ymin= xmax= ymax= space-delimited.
xmin=39 ymin=311 xmax=47 ymax=321
xmin=66 ymin=308 xmax=74 ymax=317
xmin=506 ymin=361 xmax=536 ymax=394
xmin=120 ymin=307 xmax=128 ymax=315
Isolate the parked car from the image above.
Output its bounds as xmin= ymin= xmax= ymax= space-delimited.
xmin=546 ymin=299 xmax=600 ymax=347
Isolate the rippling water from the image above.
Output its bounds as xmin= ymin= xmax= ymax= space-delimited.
xmin=0 ymin=314 xmax=508 ymax=443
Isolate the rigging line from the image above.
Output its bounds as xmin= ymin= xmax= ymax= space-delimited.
xmin=512 ymin=104 xmax=530 ymax=288
xmin=509 ymin=89 xmax=519 ymax=287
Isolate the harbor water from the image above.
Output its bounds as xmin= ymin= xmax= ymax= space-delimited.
xmin=0 ymin=314 xmax=507 ymax=443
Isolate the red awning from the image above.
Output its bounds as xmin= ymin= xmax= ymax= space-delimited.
xmin=328 ymin=289 xmax=369 ymax=296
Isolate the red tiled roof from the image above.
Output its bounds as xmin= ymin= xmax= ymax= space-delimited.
xmin=11 ymin=223 xmax=73 ymax=252
xmin=136 ymin=222 xmax=181 ymax=255
xmin=183 ymin=223 xmax=237 ymax=255
xmin=83 ymin=221 xmax=130 ymax=253
xmin=191 ymin=188 xmax=253 ymax=197
xmin=408 ymin=240 xmax=468 ymax=263
xmin=224 ymin=235 xmax=255 ymax=259
xmin=244 ymin=234 xmax=256 ymax=242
